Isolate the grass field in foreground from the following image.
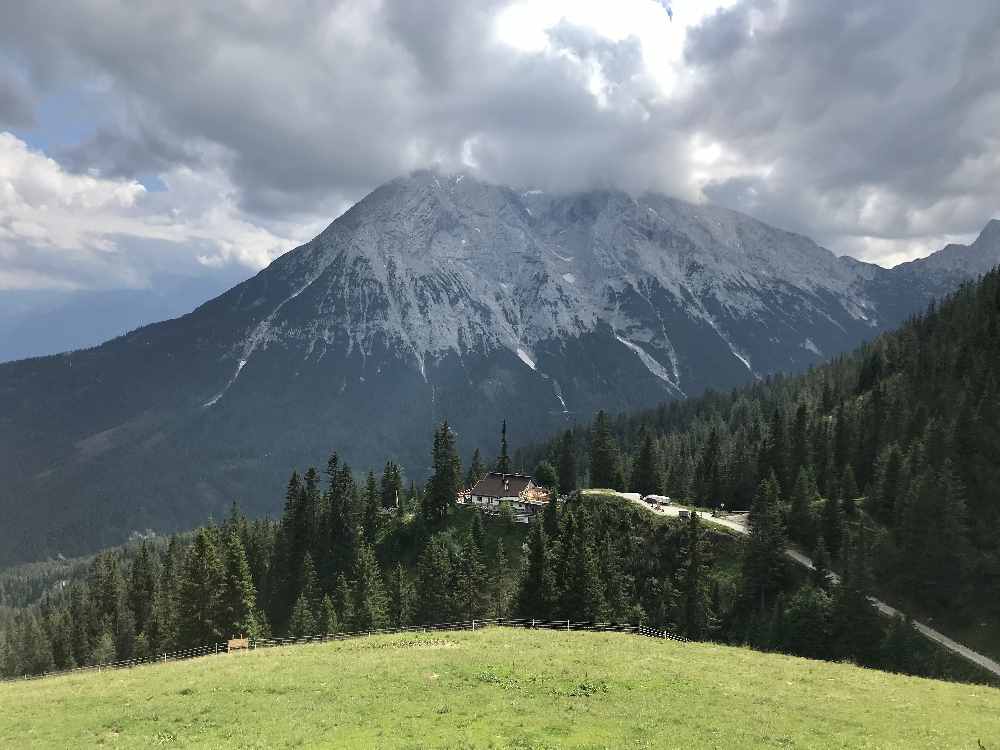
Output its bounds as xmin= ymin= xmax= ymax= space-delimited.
xmin=1 ymin=628 xmax=998 ymax=749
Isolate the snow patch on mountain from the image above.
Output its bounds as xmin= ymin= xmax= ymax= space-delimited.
xmin=516 ymin=347 xmax=537 ymax=371
xmin=614 ymin=333 xmax=683 ymax=394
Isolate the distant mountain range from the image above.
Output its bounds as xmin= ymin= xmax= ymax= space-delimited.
xmin=1 ymin=170 xmax=997 ymax=564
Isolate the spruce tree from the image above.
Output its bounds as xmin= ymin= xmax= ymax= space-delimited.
xmin=289 ymin=594 xmax=316 ymax=637
xmin=633 ymin=431 xmax=664 ymax=497
xmin=221 ymin=530 xmax=259 ymax=639
xmin=177 ymin=528 xmax=226 ymax=647
xmin=470 ymin=510 xmax=487 ymax=554
xmin=557 ymin=430 xmax=578 ymax=495
xmin=517 ymin=521 xmax=556 ymax=619
xmin=426 ymin=421 xmax=461 ymax=523
xmin=497 ymin=420 xmax=511 ymax=474
xmin=788 ymin=467 xmax=818 ymax=548
xmin=363 ymin=470 xmax=381 ymax=543
xmin=388 ymin=563 xmax=416 ymax=627
xmin=352 ymin=543 xmax=389 ymax=630
xmin=319 ymin=595 xmax=339 ymax=634
xmin=416 ymin=535 xmax=456 ymax=623
xmin=334 ymin=574 xmax=354 ymax=631
xmin=455 ymin=533 xmax=488 ymax=619
xmin=381 ymin=460 xmax=403 ymax=509
xmin=742 ymin=475 xmax=787 ymax=613
xmin=589 ymin=411 xmax=622 ymax=489
xmin=678 ymin=510 xmax=713 ymax=639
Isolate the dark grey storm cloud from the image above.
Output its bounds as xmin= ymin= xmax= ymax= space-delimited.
xmin=0 ymin=0 xmax=998 ymax=266
xmin=685 ymin=0 xmax=1000 ymax=256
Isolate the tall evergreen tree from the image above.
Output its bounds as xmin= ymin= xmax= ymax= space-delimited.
xmin=352 ymin=543 xmax=389 ymax=630
xmin=590 ymin=411 xmax=623 ymax=490
xmin=742 ymin=475 xmax=787 ymax=613
xmin=557 ymin=429 xmax=578 ymax=495
xmin=425 ymin=421 xmax=461 ymax=523
xmin=388 ymin=563 xmax=416 ymax=628
xmin=221 ymin=530 xmax=260 ymax=639
xmin=416 ymin=535 xmax=456 ymax=623
xmin=177 ymin=528 xmax=226 ymax=647
xmin=632 ymin=431 xmax=664 ymax=497
xmin=678 ymin=510 xmax=713 ymax=639
xmin=497 ymin=420 xmax=511 ymax=474
xmin=517 ymin=521 xmax=556 ymax=619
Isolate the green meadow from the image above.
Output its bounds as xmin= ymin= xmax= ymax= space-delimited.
xmin=1 ymin=627 xmax=997 ymax=749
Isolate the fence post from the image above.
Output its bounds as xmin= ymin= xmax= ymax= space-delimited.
xmin=472 ymin=619 xmax=476 ymax=631
xmin=566 ymin=619 xmax=570 ymax=632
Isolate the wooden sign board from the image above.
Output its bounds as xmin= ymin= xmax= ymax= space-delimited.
xmin=227 ymin=638 xmax=250 ymax=652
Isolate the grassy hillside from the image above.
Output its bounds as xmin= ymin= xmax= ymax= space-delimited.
xmin=2 ymin=628 xmax=998 ymax=749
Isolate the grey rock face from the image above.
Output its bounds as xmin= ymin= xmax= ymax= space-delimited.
xmin=0 ymin=169 xmax=995 ymax=564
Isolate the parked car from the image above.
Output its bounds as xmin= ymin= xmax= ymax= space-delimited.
xmin=678 ymin=509 xmax=690 ymax=519
xmin=644 ymin=494 xmax=671 ymax=506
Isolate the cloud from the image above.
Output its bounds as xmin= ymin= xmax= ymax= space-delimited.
xmin=0 ymin=0 xmax=997 ymax=291
xmin=0 ymin=132 xmax=323 ymax=290
xmin=0 ymin=66 xmax=35 ymax=129
xmin=684 ymin=0 xmax=1000 ymax=260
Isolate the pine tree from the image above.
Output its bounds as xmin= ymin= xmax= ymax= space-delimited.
xmin=416 ymin=535 xmax=456 ymax=623
xmin=632 ymin=431 xmax=664 ymax=497
xmin=381 ymin=460 xmax=403 ymax=509
xmin=788 ymin=467 xmax=818 ymax=548
xmin=497 ymin=420 xmax=511 ymax=474
xmin=289 ymin=594 xmax=316 ymax=637
xmin=517 ymin=521 xmax=556 ymax=619
xmin=177 ymin=528 xmax=226 ymax=647
xmin=352 ymin=543 xmax=389 ymax=631
xmin=363 ymin=470 xmax=381 ymax=543
xmin=558 ymin=430 xmax=578 ymax=495
xmin=678 ymin=510 xmax=713 ymax=639
xmin=127 ymin=541 xmax=157 ymax=637
xmin=742 ymin=475 xmax=787 ymax=613
xmin=221 ymin=530 xmax=259 ymax=639
xmin=589 ymin=411 xmax=623 ymax=489
xmin=830 ymin=524 xmax=883 ymax=666
xmin=455 ymin=533 xmax=488 ymax=619
xmin=469 ymin=510 xmax=487 ymax=553
xmin=426 ymin=421 xmax=461 ymax=523
xmin=318 ymin=595 xmax=339 ymax=634
xmin=388 ymin=564 xmax=416 ymax=627
xmin=556 ymin=509 xmax=604 ymax=621
xmin=334 ymin=574 xmax=354 ymax=631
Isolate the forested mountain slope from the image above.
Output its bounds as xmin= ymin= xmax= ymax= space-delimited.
xmin=523 ymin=266 xmax=1000 ymax=646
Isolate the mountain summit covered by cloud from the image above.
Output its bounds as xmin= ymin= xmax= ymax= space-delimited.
xmin=1 ymin=0 xmax=998 ymax=309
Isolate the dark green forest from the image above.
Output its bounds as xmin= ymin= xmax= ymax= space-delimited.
xmin=522 ymin=268 xmax=1000 ymax=651
xmin=3 ymin=269 xmax=999 ymax=685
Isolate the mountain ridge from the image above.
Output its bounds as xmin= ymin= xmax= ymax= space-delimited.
xmin=0 ymin=170 xmax=997 ymax=564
